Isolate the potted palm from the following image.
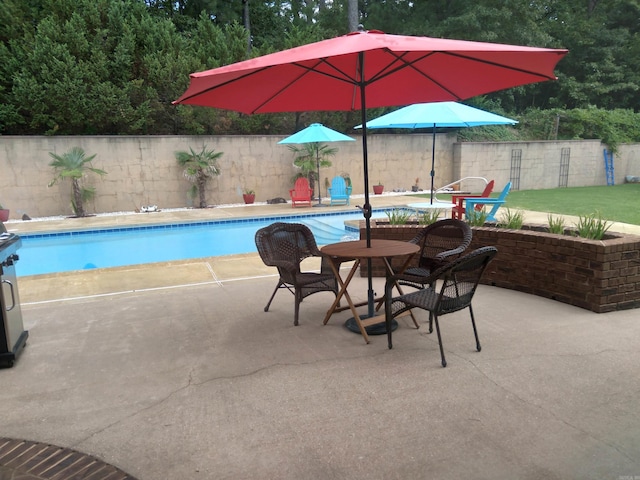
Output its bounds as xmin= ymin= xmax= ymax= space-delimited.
xmin=175 ymin=146 xmax=223 ymax=208
xmin=48 ymin=147 xmax=107 ymax=217
xmin=287 ymin=142 xmax=338 ymax=201
xmin=243 ymin=189 xmax=256 ymax=204
xmin=341 ymin=172 xmax=353 ymax=196
xmin=0 ymin=204 xmax=9 ymax=222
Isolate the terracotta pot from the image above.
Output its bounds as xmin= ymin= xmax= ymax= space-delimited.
xmin=243 ymin=194 xmax=255 ymax=204
xmin=0 ymin=209 xmax=9 ymax=222
xmin=373 ymin=185 xmax=384 ymax=195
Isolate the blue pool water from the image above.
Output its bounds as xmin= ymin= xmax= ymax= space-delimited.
xmin=16 ymin=209 xmax=391 ymax=277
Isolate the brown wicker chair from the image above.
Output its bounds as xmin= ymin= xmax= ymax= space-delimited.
xmin=406 ymin=218 xmax=473 ymax=278
xmin=385 ymin=246 xmax=498 ymax=367
xmin=255 ymin=222 xmax=338 ymax=326
xmin=376 ymin=219 xmax=473 ymax=329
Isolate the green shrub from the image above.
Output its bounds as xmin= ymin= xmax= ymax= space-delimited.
xmin=574 ymin=212 xmax=612 ymax=240
xmin=497 ymin=208 xmax=524 ymax=229
xmin=547 ymin=214 xmax=566 ymax=234
xmin=385 ymin=208 xmax=412 ymax=225
xmin=466 ymin=209 xmax=489 ymax=226
xmin=417 ymin=209 xmax=442 ymax=225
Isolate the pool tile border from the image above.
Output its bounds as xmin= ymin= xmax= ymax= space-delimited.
xmin=19 ymin=208 xmax=395 ymax=239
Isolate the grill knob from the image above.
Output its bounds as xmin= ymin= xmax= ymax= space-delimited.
xmin=2 ymin=254 xmax=18 ymax=267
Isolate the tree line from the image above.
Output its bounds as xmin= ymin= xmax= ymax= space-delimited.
xmin=2 ymin=0 xmax=640 ymax=148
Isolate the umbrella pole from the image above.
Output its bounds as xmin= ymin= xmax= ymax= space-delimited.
xmin=313 ymin=145 xmax=324 ymax=207
xmin=317 ymin=148 xmax=321 ymax=204
xmin=430 ymin=124 xmax=436 ymax=204
xmin=358 ymin=53 xmax=375 ymax=319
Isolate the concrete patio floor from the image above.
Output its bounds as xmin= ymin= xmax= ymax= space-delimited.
xmin=2 ymin=194 xmax=640 ymax=479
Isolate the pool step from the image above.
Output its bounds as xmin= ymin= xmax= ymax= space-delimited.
xmin=301 ymin=218 xmax=358 ymax=244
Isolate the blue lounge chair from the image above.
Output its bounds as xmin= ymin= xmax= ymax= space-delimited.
xmin=464 ymin=182 xmax=512 ymax=222
xmin=328 ymin=176 xmax=352 ymax=205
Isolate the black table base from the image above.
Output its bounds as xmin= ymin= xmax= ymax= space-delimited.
xmin=345 ymin=315 xmax=398 ymax=336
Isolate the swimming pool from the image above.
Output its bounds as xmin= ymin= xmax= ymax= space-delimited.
xmin=15 ymin=209 xmax=392 ymax=277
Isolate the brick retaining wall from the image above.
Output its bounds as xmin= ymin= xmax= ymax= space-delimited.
xmin=360 ymin=221 xmax=640 ymax=313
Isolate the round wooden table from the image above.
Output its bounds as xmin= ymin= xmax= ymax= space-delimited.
xmin=321 ymin=239 xmax=420 ymax=344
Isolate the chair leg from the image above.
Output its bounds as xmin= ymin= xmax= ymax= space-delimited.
xmin=384 ymin=280 xmax=394 ymax=349
xmin=433 ymin=315 xmax=447 ymax=367
xmin=428 ymin=281 xmax=436 ymax=333
xmin=469 ymin=305 xmax=481 ymax=352
xmin=264 ymin=281 xmax=283 ymax=312
xmin=294 ymin=289 xmax=302 ymax=326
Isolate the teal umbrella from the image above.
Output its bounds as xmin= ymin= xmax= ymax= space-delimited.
xmin=356 ymin=102 xmax=517 ymax=202
xmin=279 ymin=123 xmax=355 ymax=206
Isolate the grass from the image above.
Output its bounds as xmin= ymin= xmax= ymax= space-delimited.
xmin=506 ymin=184 xmax=640 ymax=225
xmin=429 ymin=184 xmax=640 ymax=225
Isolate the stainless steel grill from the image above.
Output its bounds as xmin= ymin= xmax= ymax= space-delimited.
xmin=0 ymin=233 xmax=28 ymax=368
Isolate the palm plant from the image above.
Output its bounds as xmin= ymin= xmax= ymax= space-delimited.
xmin=175 ymin=146 xmax=223 ymax=208
xmin=48 ymin=147 xmax=107 ymax=217
xmin=288 ymin=143 xmax=337 ymax=198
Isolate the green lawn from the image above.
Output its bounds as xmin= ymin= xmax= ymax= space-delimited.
xmin=431 ymin=183 xmax=640 ymax=225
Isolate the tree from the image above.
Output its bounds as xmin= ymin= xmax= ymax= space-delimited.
xmin=347 ymin=0 xmax=358 ymax=31
xmin=2 ymin=0 xmax=640 ymax=137
xmin=543 ymin=0 xmax=640 ymax=111
xmin=48 ymin=147 xmax=107 ymax=217
xmin=175 ymin=146 xmax=223 ymax=207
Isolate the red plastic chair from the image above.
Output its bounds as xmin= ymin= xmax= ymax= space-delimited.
xmin=451 ymin=180 xmax=494 ymax=219
xmin=289 ymin=177 xmax=313 ymax=208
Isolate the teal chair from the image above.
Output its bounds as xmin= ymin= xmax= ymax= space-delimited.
xmin=465 ymin=182 xmax=512 ymax=222
xmin=328 ymin=176 xmax=352 ymax=205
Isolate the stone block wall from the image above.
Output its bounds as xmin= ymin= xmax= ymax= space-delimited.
xmin=0 ymin=133 xmax=453 ymax=218
xmin=1 ymin=134 xmax=638 ymax=219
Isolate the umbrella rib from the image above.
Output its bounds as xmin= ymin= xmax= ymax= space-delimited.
xmin=250 ymin=59 xmax=364 ymax=113
xmin=364 ymin=50 xmax=465 ymax=100
xmin=177 ymin=61 xmax=357 ymax=113
xmin=443 ymin=51 xmax=561 ymax=80
xmin=176 ymin=67 xmax=270 ymax=106
xmin=364 ymin=49 xmax=560 ymax=101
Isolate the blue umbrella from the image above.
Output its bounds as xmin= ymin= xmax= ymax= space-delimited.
xmin=356 ymin=102 xmax=517 ymax=202
xmin=279 ymin=123 xmax=355 ymax=206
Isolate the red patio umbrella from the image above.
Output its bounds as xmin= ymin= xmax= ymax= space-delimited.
xmin=174 ymin=28 xmax=567 ymax=318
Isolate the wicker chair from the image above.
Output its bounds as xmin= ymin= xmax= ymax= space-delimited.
xmin=405 ymin=218 xmax=473 ymax=279
xmin=255 ymin=222 xmax=338 ymax=326
xmin=384 ymin=246 xmax=498 ymax=367
xmin=378 ymin=219 xmax=472 ymax=328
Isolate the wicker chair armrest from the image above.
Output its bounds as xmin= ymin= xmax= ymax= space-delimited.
xmin=433 ymin=244 xmax=468 ymax=261
xmin=264 ymin=258 xmax=298 ymax=272
xmin=387 ymin=270 xmax=438 ymax=289
xmin=307 ymin=245 xmax=324 ymax=257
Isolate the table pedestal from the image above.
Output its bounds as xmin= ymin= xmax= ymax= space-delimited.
xmin=321 ymin=239 xmax=419 ymax=344
xmin=345 ymin=316 xmax=398 ymax=335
